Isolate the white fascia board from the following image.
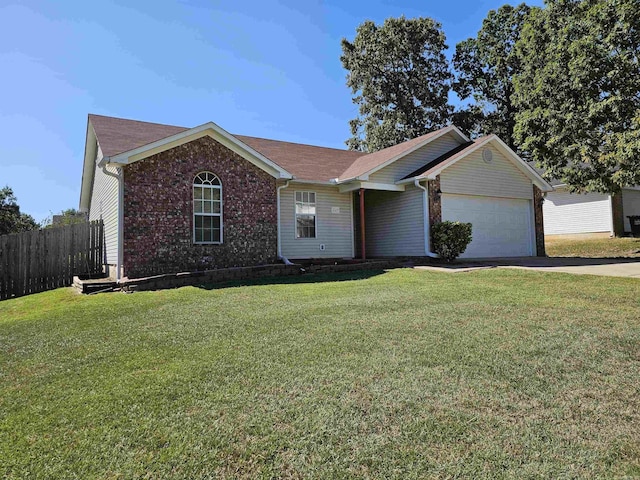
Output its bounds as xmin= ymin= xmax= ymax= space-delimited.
xmin=360 ymin=125 xmax=467 ymax=180
xmin=489 ymin=136 xmax=554 ymax=192
xmin=79 ymin=122 xmax=97 ymax=212
xmin=395 ymin=177 xmax=421 ymax=186
xmin=338 ymin=181 xmax=406 ymax=193
xmin=287 ymin=179 xmax=334 ymax=186
xmin=449 ymin=125 xmax=471 ymax=143
xmin=105 ymin=122 xmax=293 ymax=179
xmin=423 ymin=135 xmax=554 ymax=192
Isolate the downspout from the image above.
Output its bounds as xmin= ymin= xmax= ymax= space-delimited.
xmin=101 ymin=163 xmax=124 ymax=282
xmin=414 ymin=179 xmax=439 ymax=258
xmin=276 ymin=180 xmax=294 ymax=265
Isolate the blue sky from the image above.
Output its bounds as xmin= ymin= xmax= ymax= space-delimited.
xmin=0 ymin=0 xmax=542 ymax=223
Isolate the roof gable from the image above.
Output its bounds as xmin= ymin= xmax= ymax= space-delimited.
xmin=88 ymin=115 xmax=362 ymax=182
xmin=89 ymin=114 xmax=187 ymax=157
xmin=105 ymin=122 xmax=293 ymax=179
xmin=337 ymin=126 xmax=469 ymax=182
xmin=398 ymin=135 xmax=553 ymax=192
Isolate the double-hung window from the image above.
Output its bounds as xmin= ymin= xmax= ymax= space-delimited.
xmin=295 ymin=191 xmax=316 ymax=238
xmin=193 ymin=172 xmax=222 ymax=243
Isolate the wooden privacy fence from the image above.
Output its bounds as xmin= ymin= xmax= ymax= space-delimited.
xmin=0 ymin=220 xmax=104 ymax=300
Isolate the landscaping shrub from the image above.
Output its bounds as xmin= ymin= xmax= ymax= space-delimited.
xmin=431 ymin=221 xmax=472 ymax=262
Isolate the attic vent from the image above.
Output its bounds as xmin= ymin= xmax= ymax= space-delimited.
xmin=482 ymin=148 xmax=493 ymax=164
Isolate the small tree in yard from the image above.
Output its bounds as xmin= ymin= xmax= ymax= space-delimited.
xmin=431 ymin=221 xmax=473 ymax=262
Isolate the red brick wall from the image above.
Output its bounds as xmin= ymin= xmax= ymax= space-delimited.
xmin=427 ymin=176 xmax=442 ymax=227
xmin=122 ymin=136 xmax=278 ymax=278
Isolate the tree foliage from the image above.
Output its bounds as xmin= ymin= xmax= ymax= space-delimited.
xmin=0 ymin=186 xmax=39 ymax=235
xmin=341 ymin=16 xmax=452 ymax=152
xmin=43 ymin=208 xmax=87 ymax=228
xmin=514 ymin=0 xmax=640 ymax=192
xmin=453 ymin=3 xmax=532 ymax=149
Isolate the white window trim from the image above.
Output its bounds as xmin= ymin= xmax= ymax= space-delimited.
xmin=294 ymin=190 xmax=317 ymax=239
xmin=193 ymin=172 xmax=223 ymax=245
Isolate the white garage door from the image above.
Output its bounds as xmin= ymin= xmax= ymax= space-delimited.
xmin=441 ymin=194 xmax=533 ymax=258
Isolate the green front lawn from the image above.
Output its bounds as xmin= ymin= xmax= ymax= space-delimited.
xmin=546 ymin=235 xmax=640 ymax=258
xmin=1 ymin=269 xmax=639 ymax=478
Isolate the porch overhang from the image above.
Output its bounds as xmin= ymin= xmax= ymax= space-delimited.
xmin=336 ymin=181 xmax=405 ymax=193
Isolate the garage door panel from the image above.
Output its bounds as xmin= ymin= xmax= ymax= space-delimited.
xmin=441 ymin=194 xmax=533 ymax=258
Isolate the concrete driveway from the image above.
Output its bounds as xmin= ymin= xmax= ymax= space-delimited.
xmin=415 ymin=257 xmax=640 ymax=278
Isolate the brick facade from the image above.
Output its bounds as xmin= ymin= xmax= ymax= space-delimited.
xmin=122 ymin=136 xmax=278 ymax=278
xmin=533 ymin=185 xmax=546 ymax=256
xmin=427 ymin=176 xmax=442 ymax=242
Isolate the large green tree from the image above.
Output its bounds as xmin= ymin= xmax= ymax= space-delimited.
xmin=514 ymin=0 xmax=640 ymax=192
xmin=0 ymin=186 xmax=39 ymax=235
xmin=341 ymin=16 xmax=452 ymax=152
xmin=453 ymin=3 xmax=532 ymax=149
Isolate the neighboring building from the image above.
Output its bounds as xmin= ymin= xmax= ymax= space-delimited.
xmin=543 ymin=182 xmax=640 ymax=237
xmin=79 ymin=114 xmax=553 ymax=280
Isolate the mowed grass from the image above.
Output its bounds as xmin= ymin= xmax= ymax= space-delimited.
xmin=1 ymin=269 xmax=639 ymax=479
xmin=546 ymin=236 xmax=640 ymax=258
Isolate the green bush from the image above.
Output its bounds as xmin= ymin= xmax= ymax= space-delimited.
xmin=431 ymin=221 xmax=473 ymax=262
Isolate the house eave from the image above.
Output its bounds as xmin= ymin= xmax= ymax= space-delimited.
xmin=413 ymin=135 xmax=554 ymax=193
xmin=104 ymin=122 xmax=294 ymax=180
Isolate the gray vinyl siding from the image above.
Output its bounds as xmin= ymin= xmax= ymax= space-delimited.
xmin=440 ymin=145 xmax=533 ymax=199
xmin=365 ymin=186 xmax=425 ymax=257
xmin=280 ymin=184 xmax=353 ymax=259
xmin=369 ymin=133 xmax=462 ymax=184
xmin=88 ymin=146 xmax=120 ymax=264
xmin=543 ymin=188 xmax=612 ymax=235
xmin=622 ymin=188 xmax=640 ymax=233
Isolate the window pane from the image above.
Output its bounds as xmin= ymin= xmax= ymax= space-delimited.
xmin=195 ymin=228 xmax=203 ymax=242
xmin=212 ymin=188 xmax=221 ymax=201
xmin=296 ymin=215 xmax=316 ymax=238
xmin=203 ymin=201 xmax=212 ymax=213
xmin=211 ymin=176 xmax=221 ymax=186
xmin=309 ymin=192 xmax=315 ymax=203
xmin=213 ymin=216 xmax=221 ymax=229
xmin=203 ymin=228 xmax=212 ymax=243
xmin=295 ymin=191 xmax=302 ymax=202
xmin=194 ymin=186 xmax=203 ymax=200
xmin=195 ymin=215 xmax=203 ymax=228
xmin=194 ymin=201 xmax=203 ymax=213
xmin=203 ymin=187 xmax=212 ymax=200
xmin=213 ymin=201 xmax=221 ymax=214
xmin=212 ymin=228 xmax=221 ymax=242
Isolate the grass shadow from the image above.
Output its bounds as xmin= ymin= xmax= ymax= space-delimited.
xmin=195 ymin=268 xmax=389 ymax=290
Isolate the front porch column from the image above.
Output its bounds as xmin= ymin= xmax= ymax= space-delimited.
xmin=359 ymin=188 xmax=366 ymax=260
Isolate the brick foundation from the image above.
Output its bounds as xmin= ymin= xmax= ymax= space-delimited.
xmin=122 ymin=260 xmax=400 ymax=292
xmin=122 ymin=136 xmax=278 ymax=278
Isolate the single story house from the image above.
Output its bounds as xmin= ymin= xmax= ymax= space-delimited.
xmin=542 ymin=181 xmax=640 ymax=236
xmin=79 ymin=114 xmax=553 ymax=280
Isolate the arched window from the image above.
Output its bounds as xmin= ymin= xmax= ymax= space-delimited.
xmin=193 ymin=172 xmax=222 ymax=243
